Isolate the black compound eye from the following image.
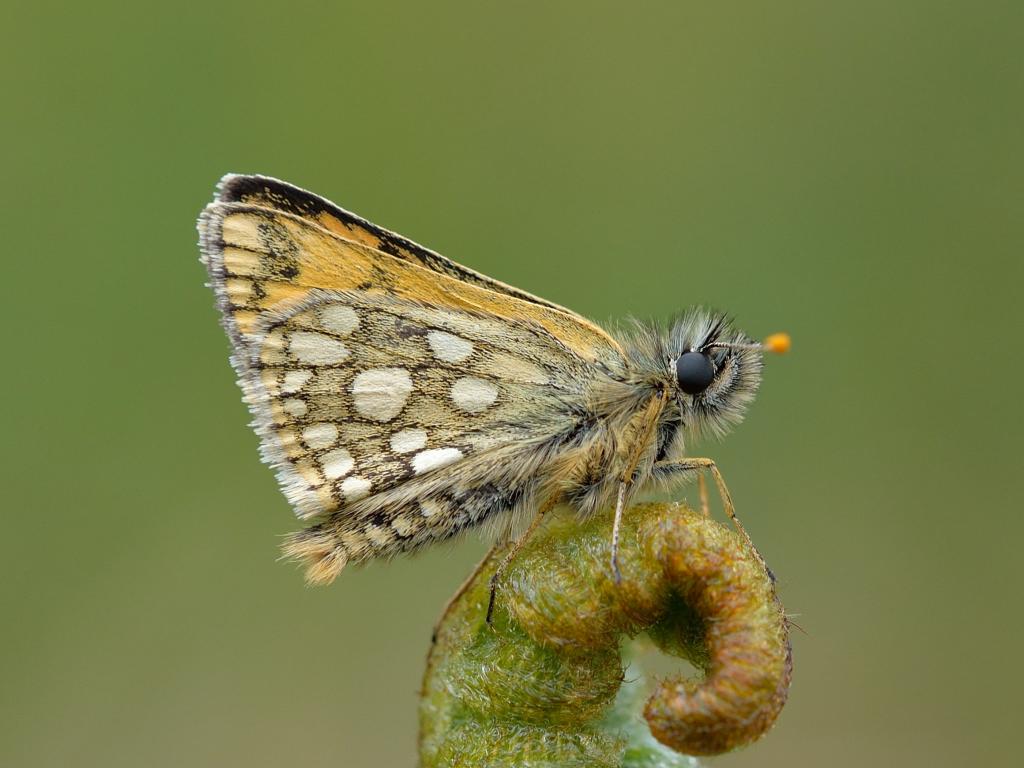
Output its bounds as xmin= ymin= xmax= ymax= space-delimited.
xmin=676 ymin=351 xmax=715 ymax=395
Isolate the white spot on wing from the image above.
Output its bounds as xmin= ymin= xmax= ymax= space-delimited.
xmin=351 ymin=368 xmax=413 ymax=422
xmin=391 ymin=515 xmax=417 ymax=537
xmin=319 ymin=305 xmax=359 ymax=336
xmin=427 ymin=331 xmax=474 ymax=363
xmin=412 ymin=447 xmax=464 ymax=475
xmin=282 ymin=370 xmax=312 ymax=394
xmin=390 ymin=428 xmax=427 ymax=454
xmin=419 ymin=499 xmax=444 ymax=518
xmin=290 ymin=331 xmax=350 ymax=365
xmin=283 ymin=398 xmax=307 ymax=417
xmin=450 ymin=377 xmax=498 ymax=413
xmin=321 ymin=447 xmax=354 ymax=479
xmin=340 ymin=530 xmax=366 ymax=551
xmin=303 ymin=423 xmax=338 ymax=450
xmin=341 ymin=475 xmax=372 ymax=501
xmin=365 ymin=523 xmax=393 ymax=546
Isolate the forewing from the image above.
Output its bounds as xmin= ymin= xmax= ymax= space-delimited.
xmin=211 ymin=173 xmax=625 ymax=361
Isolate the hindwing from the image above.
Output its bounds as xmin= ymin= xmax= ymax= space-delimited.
xmin=241 ymin=289 xmax=594 ymax=519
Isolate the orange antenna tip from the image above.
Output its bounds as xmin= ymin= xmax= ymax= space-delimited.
xmin=763 ymin=332 xmax=791 ymax=354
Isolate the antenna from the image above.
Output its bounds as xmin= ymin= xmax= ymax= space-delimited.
xmin=707 ymin=332 xmax=791 ymax=354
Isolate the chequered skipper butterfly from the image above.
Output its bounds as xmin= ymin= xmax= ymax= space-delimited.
xmin=197 ymin=175 xmax=788 ymax=604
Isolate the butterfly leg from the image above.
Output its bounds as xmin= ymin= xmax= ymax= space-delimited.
xmin=611 ymin=388 xmax=671 ymax=584
xmin=652 ymin=457 xmax=768 ymax=573
xmin=432 ymin=541 xmax=503 ymax=644
xmin=486 ymin=495 xmax=559 ymax=625
xmin=611 ymin=481 xmax=630 ymax=584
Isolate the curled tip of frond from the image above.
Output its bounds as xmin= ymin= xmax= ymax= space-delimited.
xmin=420 ymin=502 xmax=792 ymax=766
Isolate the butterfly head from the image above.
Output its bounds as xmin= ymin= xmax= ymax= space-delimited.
xmin=667 ymin=311 xmax=789 ymax=440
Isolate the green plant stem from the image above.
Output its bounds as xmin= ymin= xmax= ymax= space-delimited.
xmin=419 ymin=502 xmax=792 ymax=767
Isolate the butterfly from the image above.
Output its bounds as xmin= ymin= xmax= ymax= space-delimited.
xmin=197 ymin=174 xmax=788 ymax=600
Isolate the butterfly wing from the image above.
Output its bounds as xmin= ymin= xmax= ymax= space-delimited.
xmin=234 ymin=287 xmax=594 ymax=520
xmin=199 ymin=201 xmax=625 ymax=365
xmin=198 ymin=201 xmax=613 ymax=522
xmin=209 ymin=173 xmax=625 ymax=361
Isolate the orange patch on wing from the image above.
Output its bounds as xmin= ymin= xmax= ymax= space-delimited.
xmin=217 ymin=206 xmax=624 ymax=365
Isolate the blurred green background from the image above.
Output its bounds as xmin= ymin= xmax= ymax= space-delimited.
xmin=2 ymin=2 xmax=1021 ymax=766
